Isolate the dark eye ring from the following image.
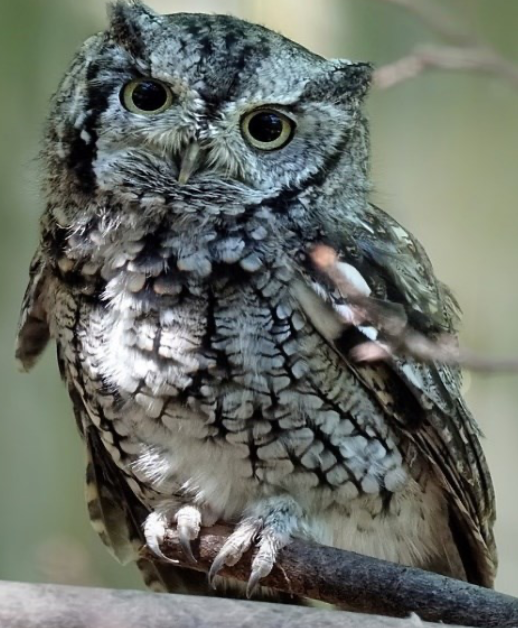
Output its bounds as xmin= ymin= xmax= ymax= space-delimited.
xmin=241 ymin=109 xmax=295 ymax=151
xmin=121 ymin=78 xmax=173 ymax=115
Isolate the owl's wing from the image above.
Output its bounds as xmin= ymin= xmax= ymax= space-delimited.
xmin=63 ymin=370 xmax=211 ymax=595
xmin=390 ymin=355 xmax=496 ymax=587
xmin=84 ymin=419 xmax=182 ymax=592
xmin=294 ymin=203 xmax=497 ymax=587
xmin=17 ymin=249 xmax=211 ymax=594
xmin=75 ymin=397 xmax=211 ymax=594
xmin=16 ymin=248 xmax=142 ymax=565
xmin=16 ymin=247 xmax=51 ymax=371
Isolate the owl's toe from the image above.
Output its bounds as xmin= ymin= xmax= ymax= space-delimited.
xmin=144 ymin=503 xmax=203 ymax=564
xmin=247 ymin=528 xmax=286 ymax=597
xmin=210 ymin=495 xmax=303 ymax=593
xmin=144 ymin=509 xmax=179 ymax=564
xmin=176 ymin=505 xmax=202 ymax=564
xmin=209 ymin=518 xmax=260 ymax=587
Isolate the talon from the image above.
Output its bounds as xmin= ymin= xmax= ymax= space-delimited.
xmin=147 ymin=538 xmax=168 ymax=561
xmin=208 ymin=519 xmax=260 ymax=588
xmin=246 ymin=553 xmax=274 ymax=597
xmin=246 ymin=568 xmax=263 ymax=598
xmin=178 ymin=525 xmax=197 ymax=564
xmin=150 ymin=541 xmax=177 ymax=564
xmin=208 ymin=553 xmax=227 ymax=588
xmin=210 ymin=498 xmax=300 ymax=593
xmin=175 ymin=505 xmax=201 ymax=564
xmin=144 ymin=512 xmax=178 ymax=564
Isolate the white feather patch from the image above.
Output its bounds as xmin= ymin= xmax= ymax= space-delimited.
xmin=335 ymin=262 xmax=371 ymax=297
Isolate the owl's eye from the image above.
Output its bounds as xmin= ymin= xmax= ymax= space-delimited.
xmin=121 ymin=79 xmax=174 ymax=115
xmin=241 ymin=109 xmax=295 ymax=151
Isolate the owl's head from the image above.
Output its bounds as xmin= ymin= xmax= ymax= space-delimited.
xmin=45 ymin=1 xmax=372 ymax=220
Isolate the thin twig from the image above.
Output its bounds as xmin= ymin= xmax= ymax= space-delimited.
xmin=372 ymin=0 xmax=518 ymax=90
xmin=374 ymin=0 xmax=476 ymax=45
xmin=375 ymin=44 xmax=518 ymax=90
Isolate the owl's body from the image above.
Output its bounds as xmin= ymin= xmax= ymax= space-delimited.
xmin=17 ymin=1 xmax=496 ymax=596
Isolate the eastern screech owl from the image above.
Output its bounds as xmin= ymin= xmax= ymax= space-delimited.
xmin=17 ymin=0 xmax=496 ymax=597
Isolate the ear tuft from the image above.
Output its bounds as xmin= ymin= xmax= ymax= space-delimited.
xmin=108 ymin=1 xmax=159 ymax=56
xmin=328 ymin=60 xmax=373 ymax=101
xmin=304 ymin=60 xmax=373 ymax=104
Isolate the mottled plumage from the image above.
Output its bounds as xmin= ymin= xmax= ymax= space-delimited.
xmin=17 ymin=0 xmax=496 ymax=597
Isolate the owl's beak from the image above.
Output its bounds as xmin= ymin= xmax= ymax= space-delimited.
xmin=178 ymin=142 xmax=203 ymax=185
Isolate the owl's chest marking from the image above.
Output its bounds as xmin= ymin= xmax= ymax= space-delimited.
xmin=57 ymin=216 xmax=410 ymax=528
xmin=67 ymin=250 xmax=450 ymax=571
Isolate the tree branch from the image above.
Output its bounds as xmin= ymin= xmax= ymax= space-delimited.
xmin=374 ymin=0 xmax=476 ymax=45
xmin=372 ymin=0 xmax=518 ymax=90
xmin=374 ymin=44 xmax=518 ymax=90
xmin=138 ymin=523 xmax=518 ymax=628
xmin=0 ymin=579 xmax=468 ymax=628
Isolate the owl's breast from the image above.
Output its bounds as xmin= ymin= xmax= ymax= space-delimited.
xmin=59 ymin=218 xmax=407 ymax=519
xmin=96 ymin=256 xmax=304 ymax=436
xmin=71 ymin=257 xmax=405 ymax=515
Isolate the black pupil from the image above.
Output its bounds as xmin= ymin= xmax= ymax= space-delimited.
xmin=248 ymin=112 xmax=284 ymax=143
xmin=132 ymin=81 xmax=168 ymax=111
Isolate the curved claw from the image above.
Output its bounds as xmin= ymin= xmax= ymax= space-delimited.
xmin=144 ymin=512 xmax=179 ymax=565
xmin=208 ymin=552 xmax=227 ymax=589
xmin=178 ymin=525 xmax=198 ymax=565
xmin=152 ymin=545 xmax=179 ymax=564
xmin=208 ymin=544 xmax=248 ymax=587
xmin=175 ymin=505 xmax=201 ymax=565
xmin=208 ymin=520 xmax=260 ymax=589
xmin=246 ymin=552 xmax=275 ymax=598
xmin=246 ymin=567 xmax=264 ymax=598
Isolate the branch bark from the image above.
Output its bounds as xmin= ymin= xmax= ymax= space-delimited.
xmin=0 ymin=580 xmax=468 ymax=628
xmin=138 ymin=523 xmax=518 ymax=628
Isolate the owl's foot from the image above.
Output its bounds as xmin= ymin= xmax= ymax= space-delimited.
xmin=145 ymin=504 xmax=205 ymax=564
xmin=209 ymin=496 xmax=303 ymax=597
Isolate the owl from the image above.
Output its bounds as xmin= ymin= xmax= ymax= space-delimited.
xmin=16 ymin=0 xmax=496 ymax=598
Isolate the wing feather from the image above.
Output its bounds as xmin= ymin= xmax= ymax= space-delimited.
xmin=81 ymin=407 xmax=211 ymax=594
xmin=16 ymin=248 xmax=51 ymax=371
xmin=295 ymin=204 xmax=497 ymax=585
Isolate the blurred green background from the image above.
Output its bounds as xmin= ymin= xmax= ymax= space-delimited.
xmin=1 ymin=0 xmax=517 ymax=595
